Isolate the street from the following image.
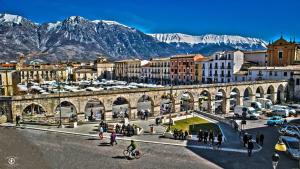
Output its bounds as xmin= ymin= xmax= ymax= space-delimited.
xmin=0 ymin=115 xmax=299 ymax=169
xmin=0 ymin=127 xmax=220 ymax=169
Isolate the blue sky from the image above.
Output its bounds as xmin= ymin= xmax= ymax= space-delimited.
xmin=0 ymin=0 xmax=299 ymax=41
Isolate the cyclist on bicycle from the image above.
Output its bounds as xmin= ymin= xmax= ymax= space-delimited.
xmin=127 ymin=140 xmax=137 ymax=156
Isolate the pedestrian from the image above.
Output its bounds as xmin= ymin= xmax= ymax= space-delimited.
xmin=256 ymin=132 xmax=260 ymax=144
xmin=184 ymin=130 xmax=189 ymax=140
xmin=260 ymin=133 xmax=264 ymax=146
xmin=115 ymin=124 xmax=120 ymax=134
xmin=173 ymin=128 xmax=178 ymax=140
xmin=121 ymin=123 xmax=125 ymax=135
xmin=243 ymin=133 xmax=248 ymax=147
xmin=209 ymin=130 xmax=214 ymax=145
xmin=198 ymin=129 xmax=203 ymax=142
xmin=247 ymin=140 xmax=254 ymax=157
xmin=216 ymin=132 xmax=223 ymax=148
xmin=110 ymin=131 xmax=117 ymax=146
xmin=98 ymin=125 xmax=104 ymax=140
xmin=16 ymin=115 xmax=20 ymax=127
xmin=272 ymin=152 xmax=280 ymax=169
xmin=204 ymin=130 xmax=208 ymax=144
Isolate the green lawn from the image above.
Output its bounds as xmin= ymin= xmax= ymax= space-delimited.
xmin=167 ymin=117 xmax=221 ymax=135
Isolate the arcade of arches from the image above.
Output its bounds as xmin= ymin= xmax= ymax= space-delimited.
xmin=7 ymin=81 xmax=289 ymax=122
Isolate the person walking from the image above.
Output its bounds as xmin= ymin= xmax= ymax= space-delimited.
xmin=209 ymin=130 xmax=214 ymax=145
xmin=204 ymin=130 xmax=208 ymax=144
xmin=260 ymin=133 xmax=264 ymax=146
xmin=247 ymin=140 xmax=254 ymax=157
xmin=16 ymin=115 xmax=21 ymax=127
xmin=243 ymin=133 xmax=248 ymax=147
xmin=272 ymin=152 xmax=280 ymax=169
xmin=198 ymin=130 xmax=203 ymax=142
xmin=256 ymin=132 xmax=260 ymax=144
xmin=98 ymin=125 xmax=104 ymax=140
xmin=184 ymin=130 xmax=189 ymax=140
xmin=110 ymin=131 xmax=117 ymax=146
xmin=216 ymin=132 xmax=223 ymax=148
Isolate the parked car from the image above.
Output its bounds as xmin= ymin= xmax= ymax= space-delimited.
xmin=256 ymin=98 xmax=273 ymax=110
xmin=272 ymin=105 xmax=296 ymax=117
xmin=267 ymin=116 xmax=284 ymax=126
xmin=234 ymin=106 xmax=260 ymax=119
xmin=281 ymin=136 xmax=300 ymax=160
xmin=244 ymin=101 xmax=263 ymax=113
xmin=288 ymin=104 xmax=300 ymax=115
xmin=279 ymin=125 xmax=300 ymax=138
xmin=271 ymin=109 xmax=289 ymax=117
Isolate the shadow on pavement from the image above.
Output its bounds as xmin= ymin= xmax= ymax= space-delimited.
xmin=111 ymin=156 xmax=127 ymax=160
xmin=98 ymin=142 xmax=111 ymax=146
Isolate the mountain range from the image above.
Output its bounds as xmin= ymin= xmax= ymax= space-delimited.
xmin=0 ymin=13 xmax=267 ymax=62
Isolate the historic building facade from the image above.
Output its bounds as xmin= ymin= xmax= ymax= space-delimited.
xmin=170 ymin=54 xmax=204 ymax=84
xmin=267 ymin=36 xmax=300 ymax=66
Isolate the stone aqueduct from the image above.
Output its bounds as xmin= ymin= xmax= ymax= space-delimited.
xmin=8 ymin=80 xmax=288 ymax=122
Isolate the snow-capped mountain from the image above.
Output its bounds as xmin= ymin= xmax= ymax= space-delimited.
xmin=149 ymin=33 xmax=267 ymax=48
xmin=0 ymin=14 xmax=267 ymax=62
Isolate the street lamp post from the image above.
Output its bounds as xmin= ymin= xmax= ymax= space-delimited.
xmin=57 ymin=77 xmax=62 ymax=128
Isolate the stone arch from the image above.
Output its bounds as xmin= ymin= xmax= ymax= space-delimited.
xmin=56 ymin=99 xmax=79 ymax=115
xmin=255 ymin=86 xmax=265 ymax=99
xmin=137 ymin=95 xmax=154 ymax=118
xmin=22 ymin=103 xmax=47 ymax=116
xmin=266 ymin=85 xmax=275 ymax=103
xmin=215 ymin=88 xmax=227 ymax=114
xmin=179 ymin=91 xmax=194 ymax=111
xmin=84 ymin=99 xmax=105 ymax=121
xmin=55 ymin=101 xmax=77 ymax=118
xmin=198 ymin=90 xmax=212 ymax=113
xmin=243 ymin=87 xmax=254 ymax=101
xmin=277 ymin=84 xmax=286 ymax=104
xmin=112 ymin=97 xmax=131 ymax=119
xmin=160 ymin=92 xmax=175 ymax=115
xmin=230 ymin=88 xmax=241 ymax=109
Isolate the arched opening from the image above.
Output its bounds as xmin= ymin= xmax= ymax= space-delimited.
xmin=230 ymin=88 xmax=240 ymax=111
xmin=23 ymin=103 xmax=46 ymax=117
xmin=277 ymin=85 xmax=286 ymax=104
xmin=55 ymin=101 xmax=77 ymax=118
xmin=84 ymin=99 xmax=105 ymax=121
xmin=198 ymin=90 xmax=211 ymax=112
xmin=255 ymin=86 xmax=264 ymax=99
xmin=243 ymin=87 xmax=253 ymax=101
xmin=266 ymin=85 xmax=275 ymax=102
xmin=112 ymin=97 xmax=130 ymax=119
xmin=137 ymin=95 xmax=154 ymax=119
xmin=215 ymin=89 xmax=226 ymax=114
xmin=180 ymin=92 xmax=194 ymax=112
xmin=160 ymin=93 xmax=175 ymax=115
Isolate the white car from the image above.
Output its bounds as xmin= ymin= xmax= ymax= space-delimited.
xmin=234 ymin=106 xmax=260 ymax=119
xmin=272 ymin=105 xmax=296 ymax=117
xmin=271 ymin=109 xmax=289 ymax=117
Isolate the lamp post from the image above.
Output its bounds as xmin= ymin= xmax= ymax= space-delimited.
xmin=57 ymin=76 xmax=62 ymax=128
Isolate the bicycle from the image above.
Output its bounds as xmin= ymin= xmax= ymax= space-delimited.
xmin=123 ymin=149 xmax=142 ymax=159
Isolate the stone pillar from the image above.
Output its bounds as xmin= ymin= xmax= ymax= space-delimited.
xmin=271 ymin=92 xmax=277 ymax=104
xmin=105 ymin=110 xmax=112 ymax=121
xmin=249 ymin=94 xmax=255 ymax=101
xmin=238 ymin=95 xmax=243 ymax=106
xmin=174 ymin=103 xmax=180 ymax=113
xmin=209 ymin=95 xmax=215 ymax=114
xmin=130 ymin=108 xmax=138 ymax=119
xmin=153 ymin=106 xmax=160 ymax=117
xmin=222 ymin=98 xmax=230 ymax=114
